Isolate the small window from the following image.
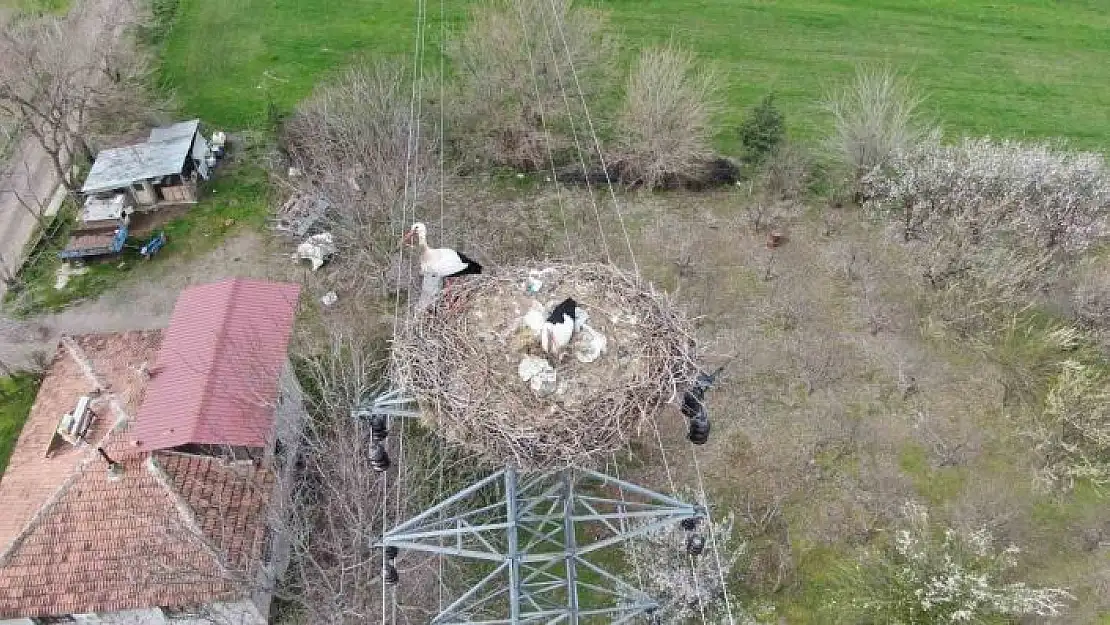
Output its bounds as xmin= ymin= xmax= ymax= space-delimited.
xmin=131 ymin=181 xmax=145 ymax=191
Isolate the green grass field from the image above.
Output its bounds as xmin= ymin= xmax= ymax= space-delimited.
xmin=0 ymin=374 xmax=40 ymax=476
xmin=160 ymin=0 xmax=1110 ymax=150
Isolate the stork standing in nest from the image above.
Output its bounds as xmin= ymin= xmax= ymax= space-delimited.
xmin=539 ymin=298 xmax=587 ymax=359
xmin=403 ymin=222 xmax=482 ymax=302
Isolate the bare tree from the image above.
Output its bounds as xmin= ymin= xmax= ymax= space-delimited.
xmin=282 ymin=59 xmax=437 ymax=297
xmin=447 ymin=0 xmax=614 ymax=171
xmin=269 ymin=331 xmax=480 ymax=624
xmin=614 ymin=45 xmax=721 ymax=190
xmin=0 ymin=0 xmax=155 ymax=191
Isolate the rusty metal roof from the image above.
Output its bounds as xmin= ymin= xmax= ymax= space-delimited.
xmin=132 ymin=279 xmax=301 ymax=453
xmin=81 ymin=120 xmax=200 ymax=194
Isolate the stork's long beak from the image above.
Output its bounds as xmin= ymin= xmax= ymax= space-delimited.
xmin=401 ymin=230 xmax=414 ymax=245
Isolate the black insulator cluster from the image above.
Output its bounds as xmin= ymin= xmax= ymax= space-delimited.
xmin=383 ymin=546 xmax=400 ymax=585
xmin=370 ymin=414 xmax=389 ymax=444
xmin=686 ymin=534 xmax=706 ymax=556
xmin=686 ymin=413 xmax=710 ymax=445
xmin=369 ymin=441 xmax=391 ymax=472
xmin=367 ymin=413 xmax=391 ymax=472
xmin=682 ymin=368 xmax=720 ymax=445
xmin=681 ymin=516 xmax=707 ymax=557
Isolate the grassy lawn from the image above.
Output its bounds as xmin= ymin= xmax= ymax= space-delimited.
xmin=159 ymin=0 xmax=1110 ymax=150
xmin=0 ymin=0 xmax=69 ymax=13
xmin=159 ymin=0 xmax=467 ymax=129
xmin=0 ymin=373 xmax=40 ymax=476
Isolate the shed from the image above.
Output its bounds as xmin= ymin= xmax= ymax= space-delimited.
xmin=81 ymin=119 xmax=212 ymax=209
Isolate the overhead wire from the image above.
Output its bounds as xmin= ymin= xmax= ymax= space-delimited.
xmin=542 ymin=0 xmax=637 ymax=274
xmin=533 ymin=0 xmax=611 ymax=262
xmin=384 ymin=0 xmax=429 ymax=621
xmin=538 ymin=1 xmax=737 ymax=620
xmin=510 ymin=0 xmax=572 ymax=257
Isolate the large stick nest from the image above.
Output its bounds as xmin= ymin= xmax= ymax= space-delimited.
xmin=394 ymin=262 xmax=698 ymax=471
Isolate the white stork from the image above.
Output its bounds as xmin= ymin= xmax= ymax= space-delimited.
xmin=540 ymin=298 xmax=587 ymax=358
xmin=402 ymin=222 xmax=482 ymax=282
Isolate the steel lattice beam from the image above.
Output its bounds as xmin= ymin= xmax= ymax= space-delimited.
xmin=378 ymin=465 xmax=703 ymax=624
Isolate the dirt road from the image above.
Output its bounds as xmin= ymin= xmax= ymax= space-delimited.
xmin=0 ymin=135 xmax=65 ymax=300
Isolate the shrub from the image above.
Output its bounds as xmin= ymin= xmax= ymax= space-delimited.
xmin=824 ymin=66 xmax=928 ymax=179
xmin=622 ymin=506 xmax=747 ymax=624
xmin=833 ymin=501 xmax=1073 ymax=624
xmin=739 ymin=93 xmax=784 ymax=165
xmin=283 ymin=59 xmax=436 ymax=296
xmin=447 ymin=0 xmax=613 ymax=171
xmin=862 ymin=137 xmax=1110 ymax=251
xmin=614 ymin=45 xmax=721 ymax=190
xmin=1029 ymin=360 xmax=1110 ymax=490
xmin=759 ymin=141 xmax=811 ymax=201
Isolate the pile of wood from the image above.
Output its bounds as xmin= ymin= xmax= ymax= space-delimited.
xmin=274 ymin=191 xmax=330 ymax=238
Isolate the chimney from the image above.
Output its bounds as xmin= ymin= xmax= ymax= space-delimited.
xmin=97 ymin=447 xmax=125 ymax=481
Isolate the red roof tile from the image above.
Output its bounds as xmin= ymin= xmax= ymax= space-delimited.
xmin=133 ymin=279 xmax=300 ymax=452
xmin=0 ymin=331 xmax=275 ymax=619
xmin=0 ymin=452 xmax=272 ymax=618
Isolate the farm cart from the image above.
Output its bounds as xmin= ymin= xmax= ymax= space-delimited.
xmin=58 ymin=222 xmax=128 ymax=261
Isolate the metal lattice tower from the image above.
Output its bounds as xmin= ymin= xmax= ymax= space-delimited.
xmin=358 ymin=391 xmax=705 ymax=625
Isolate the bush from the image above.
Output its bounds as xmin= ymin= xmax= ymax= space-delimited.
xmin=448 ymin=0 xmax=613 ymax=171
xmin=283 ymin=59 xmax=436 ymax=296
xmin=613 ymin=45 xmax=721 ymax=190
xmin=832 ymin=502 xmax=1073 ymax=624
xmin=623 ymin=506 xmax=748 ymax=624
xmin=862 ymin=137 xmax=1110 ymax=334
xmin=739 ymin=93 xmax=784 ymax=165
xmin=824 ymin=66 xmax=928 ymax=179
xmin=863 ymin=137 xmax=1110 ymax=251
xmin=1030 ymin=360 xmax=1110 ymax=490
xmin=759 ymin=141 xmax=811 ymax=201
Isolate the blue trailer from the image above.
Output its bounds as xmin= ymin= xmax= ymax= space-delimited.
xmin=58 ymin=222 xmax=128 ymax=260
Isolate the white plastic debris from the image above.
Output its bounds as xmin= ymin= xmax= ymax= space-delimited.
xmin=521 ymin=302 xmax=546 ymax=338
xmin=320 ymin=291 xmax=338 ymax=307
xmin=293 ymin=232 xmax=337 ymax=271
xmin=54 ymin=263 xmax=88 ymax=290
xmin=572 ymin=324 xmax=607 ymax=364
xmin=518 ymin=356 xmax=557 ymax=395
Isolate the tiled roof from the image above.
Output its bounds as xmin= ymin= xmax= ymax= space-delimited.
xmin=0 ymin=329 xmax=277 ymax=619
xmin=0 ymin=332 xmax=162 ymax=552
xmin=133 ymin=279 xmax=301 ymax=453
xmin=0 ymin=452 xmax=272 ymax=618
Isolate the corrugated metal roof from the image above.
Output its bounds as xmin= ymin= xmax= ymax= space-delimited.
xmin=81 ymin=119 xmax=201 ymax=194
xmin=133 ymin=279 xmax=301 ymax=452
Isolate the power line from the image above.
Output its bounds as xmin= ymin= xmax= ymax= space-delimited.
xmin=510 ymin=0 xmax=572 ymax=258
xmin=533 ymin=0 xmax=611 ymax=263
xmin=543 ymin=0 xmax=638 ymax=274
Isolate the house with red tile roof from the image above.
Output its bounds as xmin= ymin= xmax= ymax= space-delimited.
xmin=0 ymin=279 xmax=302 ymax=625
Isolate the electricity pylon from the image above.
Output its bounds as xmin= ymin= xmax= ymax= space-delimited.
xmin=357 ymin=391 xmax=704 ymax=625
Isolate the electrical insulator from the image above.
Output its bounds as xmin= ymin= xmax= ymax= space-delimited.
xmin=369 ymin=442 xmax=391 ymax=472
xmin=385 ymin=545 xmax=399 ymax=560
xmin=686 ymin=414 xmax=710 ymax=445
xmin=384 ymin=562 xmax=399 ymax=585
xmin=680 ymin=517 xmax=699 ymax=532
xmin=370 ymin=414 xmax=389 ymax=443
xmin=686 ymin=534 xmax=706 ymax=556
